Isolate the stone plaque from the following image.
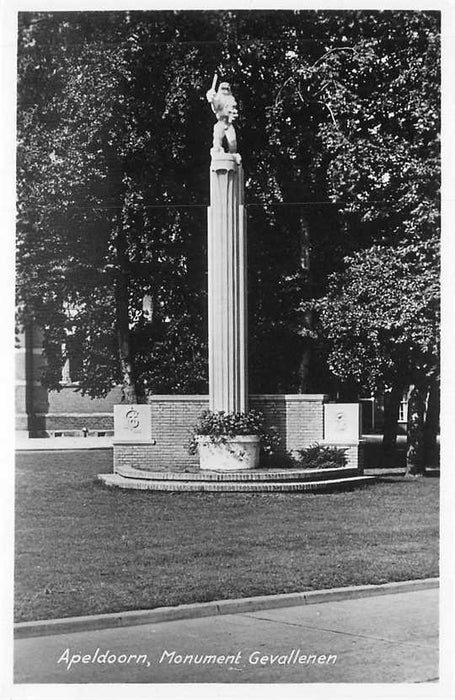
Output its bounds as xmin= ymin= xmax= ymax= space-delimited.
xmin=324 ymin=403 xmax=361 ymax=443
xmin=114 ymin=404 xmax=152 ymax=442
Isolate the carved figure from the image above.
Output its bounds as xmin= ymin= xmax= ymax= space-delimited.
xmin=206 ymin=74 xmax=239 ymax=155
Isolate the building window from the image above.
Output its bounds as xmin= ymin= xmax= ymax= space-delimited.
xmin=398 ymin=394 xmax=408 ymax=423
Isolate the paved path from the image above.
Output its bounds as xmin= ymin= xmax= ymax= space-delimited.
xmin=14 ymin=588 xmax=438 ymax=684
xmin=16 ymin=437 xmax=113 ymax=451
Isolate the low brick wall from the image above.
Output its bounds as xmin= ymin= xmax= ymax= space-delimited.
xmin=322 ymin=442 xmax=365 ymax=472
xmin=251 ymin=395 xmax=327 ymax=452
xmin=113 ymin=394 xmax=329 ymax=472
xmin=114 ymin=396 xmax=207 ymax=472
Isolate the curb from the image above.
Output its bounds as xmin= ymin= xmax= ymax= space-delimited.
xmin=364 ymin=468 xmax=440 ymax=476
xmin=14 ymin=577 xmax=439 ymax=640
xmin=16 ymin=440 xmax=113 ymax=452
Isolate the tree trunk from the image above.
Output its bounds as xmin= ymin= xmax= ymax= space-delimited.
xmin=113 ymin=217 xmax=140 ymax=404
xmin=297 ymin=212 xmax=312 ymax=394
xmin=114 ymin=272 xmax=138 ymax=404
xmin=423 ymin=380 xmax=440 ymax=468
xmin=298 ymin=344 xmax=311 ymax=393
xmin=381 ymin=384 xmax=402 ymax=467
xmin=405 ymin=382 xmax=427 ymax=476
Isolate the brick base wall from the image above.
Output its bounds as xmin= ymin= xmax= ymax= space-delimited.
xmin=322 ymin=441 xmax=365 ymax=473
xmin=115 ymin=397 xmax=208 ymax=472
xmin=250 ymin=395 xmax=326 ymax=452
xmin=113 ymin=394 xmax=330 ymax=472
xmin=19 ymin=390 xmax=362 ymax=473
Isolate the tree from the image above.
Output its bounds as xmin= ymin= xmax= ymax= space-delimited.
xmin=16 ymin=10 xmax=440 ymax=405
xmin=16 ymin=11 xmax=218 ymax=400
xmin=271 ymin=10 xmax=440 ymax=459
xmin=239 ymin=10 xmax=440 ymax=392
xmin=268 ymin=10 xmax=440 ymax=246
xmin=316 ymin=242 xmax=439 ymax=474
xmin=16 ymin=9 xmax=339 ymax=397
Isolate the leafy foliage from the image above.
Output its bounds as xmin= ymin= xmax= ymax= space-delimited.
xmin=16 ymin=10 xmax=440 ymax=402
xmin=269 ymin=11 xmax=440 ymax=247
xmin=16 ymin=11 xmax=214 ymax=398
xmin=316 ymin=242 xmax=439 ymax=393
xmin=293 ymin=443 xmax=348 ymax=470
xmin=187 ymin=409 xmax=282 ymax=457
xmin=315 ymin=241 xmax=439 ymax=473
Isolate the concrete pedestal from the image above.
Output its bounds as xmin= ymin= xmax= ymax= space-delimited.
xmin=208 ymin=152 xmax=247 ymax=413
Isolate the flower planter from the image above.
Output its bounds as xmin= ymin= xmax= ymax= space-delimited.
xmin=197 ymin=434 xmax=260 ymax=471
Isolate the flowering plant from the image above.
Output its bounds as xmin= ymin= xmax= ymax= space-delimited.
xmin=187 ymin=409 xmax=282 ymax=457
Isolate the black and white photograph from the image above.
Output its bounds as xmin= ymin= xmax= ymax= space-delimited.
xmin=2 ymin=1 xmax=453 ymax=696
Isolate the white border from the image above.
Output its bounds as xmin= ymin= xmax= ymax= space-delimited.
xmin=2 ymin=2 xmax=454 ymax=699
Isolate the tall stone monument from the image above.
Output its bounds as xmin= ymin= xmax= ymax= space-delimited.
xmin=101 ymin=76 xmax=369 ymax=489
xmin=206 ymin=76 xmax=248 ymax=413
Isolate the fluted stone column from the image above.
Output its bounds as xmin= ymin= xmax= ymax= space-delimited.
xmin=208 ymin=151 xmax=248 ymax=413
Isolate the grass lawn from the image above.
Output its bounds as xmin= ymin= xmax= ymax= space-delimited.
xmin=15 ymin=450 xmax=439 ymax=622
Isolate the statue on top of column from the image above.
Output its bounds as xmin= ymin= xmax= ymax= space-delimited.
xmin=206 ymin=74 xmax=240 ymax=159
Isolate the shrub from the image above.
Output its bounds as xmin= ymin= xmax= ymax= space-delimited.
xmin=293 ymin=443 xmax=347 ymax=470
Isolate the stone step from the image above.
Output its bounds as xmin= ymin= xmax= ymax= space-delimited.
xmin=98 ymin=473 xmax=376 ymax=493
xmin=115 ymin=465 xmax=360 ymax=483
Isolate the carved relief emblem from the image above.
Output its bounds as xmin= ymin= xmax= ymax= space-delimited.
xmin=335 ymin=411 xmax=347 ymax=431
xmin=125 ymin=406 xmax=140 ymax=431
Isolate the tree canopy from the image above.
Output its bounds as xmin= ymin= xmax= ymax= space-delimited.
xmin=16 ymin=10 xmax=440 ymax=408
xmin=317 ymin=242 xmax=439 ymax=393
